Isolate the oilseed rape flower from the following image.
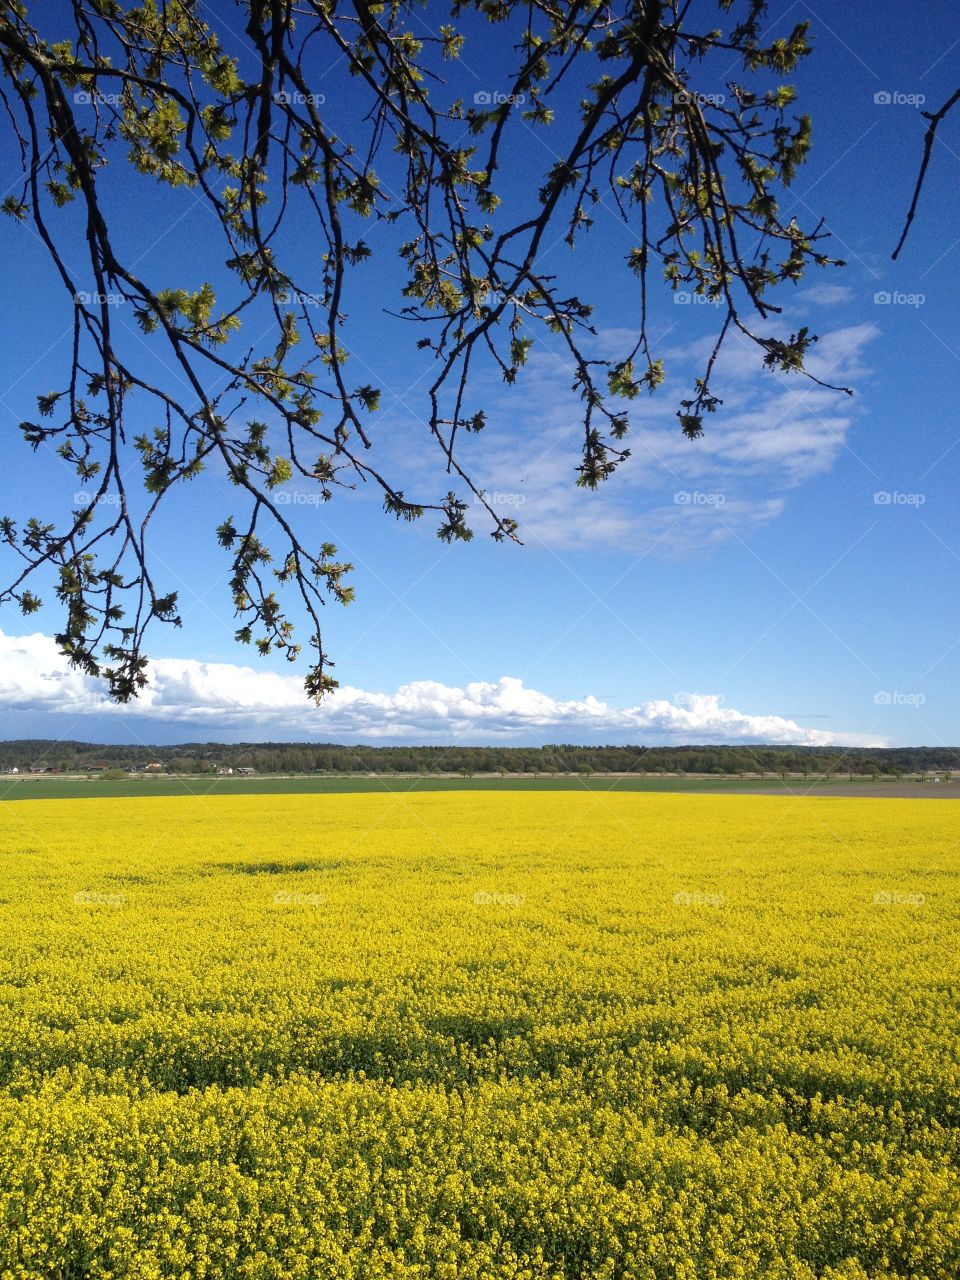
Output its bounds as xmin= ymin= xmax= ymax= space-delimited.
xmin=0 ymin=791 xmax=957 ymax=1277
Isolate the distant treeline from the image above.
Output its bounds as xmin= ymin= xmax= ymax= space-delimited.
xmin=1 ymin=740 xmax=956 ymax=776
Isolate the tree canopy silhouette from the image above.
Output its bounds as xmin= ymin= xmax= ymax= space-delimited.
xmin=0 ymin=0 xmax=846 ymax=699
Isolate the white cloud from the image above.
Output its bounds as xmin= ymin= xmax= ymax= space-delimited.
xmin=500 ymin=493 xmax=786 ymax=557
xmin=371 ymin=321 xmax=877 ymax=556
xmin=0 ymin=629 xmax=884 ymax=746
xmin=795 ymin=283 xmax=855 ymax=308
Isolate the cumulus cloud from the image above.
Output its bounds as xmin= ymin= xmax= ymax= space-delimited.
xmin=0 ymin=629 xmax=884 ymax=746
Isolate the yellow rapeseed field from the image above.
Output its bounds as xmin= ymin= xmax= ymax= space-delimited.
xmin=0 ymin=791 xmax=958 ymax=1279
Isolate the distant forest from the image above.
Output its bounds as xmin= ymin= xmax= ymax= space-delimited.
xmin=0 ymin=740 xmax=956 ymax=777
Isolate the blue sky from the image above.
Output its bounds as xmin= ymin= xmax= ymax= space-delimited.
xmin=0 ymin=0 xmax=958 ymax=747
